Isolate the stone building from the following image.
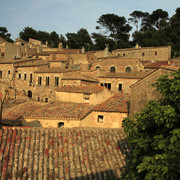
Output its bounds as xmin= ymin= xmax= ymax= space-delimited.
xmin=91 ymin=57 xmax=144 ymax=73
xmin=130 ymin=67 xmax=178 ymax=114
xmin=98 ymin=71 xmax=151 ymax=94
xmin=112 ymin=45 xmax=171 ymax=61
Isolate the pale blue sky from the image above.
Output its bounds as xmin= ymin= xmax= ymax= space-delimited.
xmin=0 ymin=0 xmax=180 ymax=40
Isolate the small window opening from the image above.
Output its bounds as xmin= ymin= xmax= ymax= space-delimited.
xmin=45 ymin=98 xmax=48 ymax=102
xmin=142 ymin=52 xmax=145 ymax=56
xmin=38 ymin=76 xmax=42 ymax=85
xmin=110 ymin=66 xmax=116 ymax=73
xmin=98 ymin=115 xmax=104 ymax=123
xmin=24 ymin=74 xmax=27 ymax=80
xmin=58 ymin=122 xmax=64 ymax=128
xmin=119 ymin=84 xmax=122 ymax=91
xmin=18 ymin=73 xmax=21 ymax=79
xmin=155 ymin=52 xmax=157 ymax=55
xmin=125 ymin=67 xmax=132 ymax=73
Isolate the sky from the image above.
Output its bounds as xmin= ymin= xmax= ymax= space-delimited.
xmin=0 ymin=0 xmax=180 ymax=41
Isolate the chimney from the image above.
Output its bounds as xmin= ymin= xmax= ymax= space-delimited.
xmin=81 ymin=46 xmax=85 ymax=53
xmin=105 ymin=44 xmax=109 ymax=57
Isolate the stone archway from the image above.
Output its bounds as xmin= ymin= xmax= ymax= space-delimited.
xmin=27 ymin=90 xmax=32 ymax=98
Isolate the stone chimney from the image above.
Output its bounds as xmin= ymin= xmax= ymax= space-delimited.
xmin=135 ymin=44 xmax=140 ymax=49
xmin=81 ymin=46 xmax=85 ymax=53
xmin=58 ymin=42 xmax=63 ymax=51
xmin=105 ymin=44 xmax=109 ymax=57
xmin=66 ymin=44 xmax=69 ymax=49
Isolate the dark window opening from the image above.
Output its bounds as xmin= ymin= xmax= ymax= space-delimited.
xmin=8 ymin=70 xmax=10 ymax=74
xmin=18 ymin=73 xmax=21 ymax=79
xmin=100 ymin=83 xmax=103 ymax=86
xmin=0 ymin=71 xmax=2 ymax=78
xmin=104 ymin=83 xmax=107 ymax=87
xmin=96 ymin=66 xmax=100 ymax=69
xmin=107 ymin=83 xmax=111 ymax=90
xmin=110 ymin=66 xmax=116 ymax=73
xmin=155 ymin=52 xmax=157 ymax=55
xmin=119 ymin=84 xmax=122 ymax=91
xmin=98 ymin=115 xmax=104 ymax=123
xmin=38 ymin=76 xmax=42 ymax=85
xmin=24 ymin=74 xmax=27 ymax=80
xmin=30 ymin=74 xmax=32 ymax=83
xmin=58 ymin=122 xmax=64 ymax=128
xmin=38 ymin=97 xmax=40 ymax=101
xmin=46 ymin=76 xmax=50 ymax=86
xmin=55 ymin=76 xmax=59 ymax=86
xmin=123 ymin=53 xmax=125 ymax=56
xmin=125 ymin=67 xmax=132 ymax=73
xmin=45 ymin=98 xmax=48 ymax=102
xmin=142 ymin=52 xmax=145 ymax=56
xmin=28 ymin=90 xmax=32 ymax=98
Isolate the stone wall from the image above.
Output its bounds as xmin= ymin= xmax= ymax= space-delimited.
xmin=99 ymin=77 xmax=140 ymax=94
xmin=112 ymin=46 xmax=171 ymax=61
xmin=91 ymin=58 xmax=143 ymax=72
xmin=23 ymin=111 xmax=127 ymax=128
xmin=130 ymin=68 xmax=174 ymax=114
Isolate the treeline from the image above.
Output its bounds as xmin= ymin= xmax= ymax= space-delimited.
xmin=1 ymin=7 xmax=180 ymax=56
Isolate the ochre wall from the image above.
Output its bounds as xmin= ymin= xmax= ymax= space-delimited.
xmin=112 ymin=46 xmax=171 ymax=61
xmin=99 ymin=77 xmax=140 ymax=94
xmin=130 ymin=68 xmax=174 ymax=114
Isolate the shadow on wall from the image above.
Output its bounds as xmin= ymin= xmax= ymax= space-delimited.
xmin=22 ymin=119 xmax=42 ymax=127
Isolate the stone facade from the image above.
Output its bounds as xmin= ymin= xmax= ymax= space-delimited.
xmin=130 ymin=68 xmax=175 ymax=114
xmin=91 ymin=57 xmax=144 ymax=73
xmin=112 ymin=45 xmax=171 ymax=61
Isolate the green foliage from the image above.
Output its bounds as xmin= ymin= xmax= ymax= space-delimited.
xmin=0 ymin=27 xmax=13 ymax=42
xmin=66 ymin=28 xmax=93 ymax=50
xmin=122 ymin=69 xmax=180 ymax=179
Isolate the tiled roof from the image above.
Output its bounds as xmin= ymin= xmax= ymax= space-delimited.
xmin=24 ymin=102 xmax=94 ymax=120
xmin=94 ymin=94 xmax=129 ymax=113
xmin=14 ymin=61 xmax=49 ymax=67
xmin=55 ymin=86 xmax=104 ymax=94
xmin=143 ymin=61 xmax=174 ymax=68
xmin=62 ymin=72 xmax=99 ymax=82
xmin=99 ymin=72 xmax=151 ymax=79
xmin=2 ymin=101 xmax=43 ymax=121
xmin=34 ymin=67 xmax=78 ymax=73
xmin=0 ymin=127 xmax=129 ymax=179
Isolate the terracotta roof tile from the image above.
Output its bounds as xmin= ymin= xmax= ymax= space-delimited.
xmin=34 ymin=67 xmax=79 ymax=73
xmin=0 ymin=127 xmax=129 ymax=179
xmin=99 ymin=72 xmax=151 ymax=79
xmin=55 ymin=86 xmax=104 ymax=94
xmin=94 ymin=94 xmax=129 ymax=113
xmin=24 ymin=102 xmax=94 ymax=120
xmin=144 ymin=61 xmax=174 ymax=68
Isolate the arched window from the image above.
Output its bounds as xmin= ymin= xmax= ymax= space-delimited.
xmin=125 ymin=66 xmax=131 ymax=73
xmin=27 ymin=90 xmax=32 ymax=98
xmin=58 ymin=122 xmax=64 ymax=128
xmin=110 ymin=66 xmax=116 ymax=73
xmin=95 ymin=66 xmax=100 ymax=70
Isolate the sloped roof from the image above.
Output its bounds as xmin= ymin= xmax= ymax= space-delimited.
xmin=34 ymin=67 xmax=78 ymax=73
xmin=99 ymin=72 xmax=151 ymax=79
xmin=24 ymin=102 xmax=94 ymax=120
xmin=143 ymin=61 xmax=174 ymax=69
xmin=0 ymin=127 xmax=128 ymax=179
xmin=94 ymin=94 xmax=129 ymax=113
xmin=2 ymin=100 xmax=44 ymax=121
xmin=55 ymin=86 xmax=104 ymax=94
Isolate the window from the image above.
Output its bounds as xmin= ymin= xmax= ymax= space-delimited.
xmin=119 ymin=84 xmax=122 ymax=91
xmin=38 ymin=97 xmax=40 ymax=101
xmin=125 ymin=67 xmax=132 ymax=73
xmin=155 ymin=52 xmax=157 ymax=55
xmin=45 ymin=98 xmax=48 ymax=102
xmin=95 ymin=66 xmax=100 ymax=70
xmin=107 ymin=83 xmax=111 ymax=90
xmin=100 ymin=83 xmax=103 ymax=86
xmin=0 ymin=71 xmax=2 ymax=78
xmin=30 ymin=74 xmax=32 ymax=83
xmin=84 ymin=98 xmax=89 ymax=103
xmin=38 ymin=76 xmax=42 ymax=85
xmin=58 ymin=122 xmax=64 ymax=128
xmin=8 ymin=70 xmax=10 ymax=74
xmin=18 ymin=73 xmax=21 ymax=79
xmin=55 ymin=76 xmax=59 ymax=86
xmin=46 ymin=76 xmax=50 ymax=86
xmin=123 ymin=53 xmax=125 ymax=56
xmin=98 ymin=115 xmax=104 ymax=123
xmin=142 ymin=52 xmax=145 ymax=56
xmin=24 ymin=74 xmax=27 ymax=80
xmin=110 ymin=66 xmax=116 ymax=73
xmin=104 ymin=83 xmax=107 ymax=87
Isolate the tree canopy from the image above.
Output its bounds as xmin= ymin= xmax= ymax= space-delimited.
xmin=0 ymin=27 xmax=13 ymax=42
xmin=122 ymin=69 xmax=180 ymax=179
